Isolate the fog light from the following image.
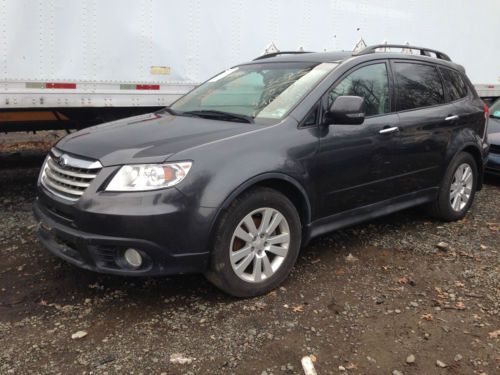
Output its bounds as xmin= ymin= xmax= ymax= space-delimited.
xmin=124 ymin=248 xmax=142 ymax=268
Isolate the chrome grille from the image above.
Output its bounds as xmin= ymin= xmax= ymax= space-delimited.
xmin=41 ymin=151 xmax=102 ymax=201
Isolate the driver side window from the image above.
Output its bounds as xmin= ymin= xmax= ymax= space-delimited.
xmin=328 ymin=63 xmax=390 ymax=117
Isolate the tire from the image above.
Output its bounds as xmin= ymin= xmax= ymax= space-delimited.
xmin=205 ymin=187 xmax=302 ymax=297
xmin=428 ymin=152 xmax=478 ymax=221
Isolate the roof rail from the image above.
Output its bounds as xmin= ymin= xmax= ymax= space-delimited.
xmin=253 ymin=51 xmax=313 ymax=61
xmin=354 ymin=44 xmax=451 ymax=62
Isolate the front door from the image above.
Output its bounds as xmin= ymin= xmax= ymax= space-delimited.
xmin=317 ymin=61 xmax=401 ymax=218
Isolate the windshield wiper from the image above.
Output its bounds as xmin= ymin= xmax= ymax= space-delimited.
xmin=180 ymin=110 xmax=254 ymax=123
xmin=158 ymin=107 xmax=178 ymax=115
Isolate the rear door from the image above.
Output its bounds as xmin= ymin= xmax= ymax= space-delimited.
xmin=391 ymin=60 xmax=456 ymax=193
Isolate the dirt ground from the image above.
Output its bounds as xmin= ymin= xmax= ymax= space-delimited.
xmin=0 ymin=135 xmax=499 ymax=375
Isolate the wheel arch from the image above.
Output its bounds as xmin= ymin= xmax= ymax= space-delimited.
xmin=457 ymin=143 xmax=484 ymax=191
xmin=208 ymin=173 xmax=312 ymax=246
xmin=444 ymin=125 xmax=485 ymax=192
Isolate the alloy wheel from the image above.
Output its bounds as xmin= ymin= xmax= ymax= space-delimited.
xmin=450 ymin=163 xmax=473 ymax=212
xmin=229 ymin=207 xmax=290 ymax=283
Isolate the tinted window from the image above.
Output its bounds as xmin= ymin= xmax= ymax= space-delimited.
xmin=440 ymin=68 xmax=468 ymax=101
xmin=328 ymin=63 xmax=390 ymax=117
xmin=394 ymin=63 xmax=444 ymax=111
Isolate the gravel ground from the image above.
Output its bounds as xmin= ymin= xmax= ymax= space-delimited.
xmin=0 ymin=139 xmax=499 ymax=375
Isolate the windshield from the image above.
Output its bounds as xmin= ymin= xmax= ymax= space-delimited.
xmin=490 ymin=99 xmax=500 ymax=118
xmin=170 ymin=62 xmax=337 ymax=123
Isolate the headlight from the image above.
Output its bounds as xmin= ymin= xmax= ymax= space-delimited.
xmin=105 ymin=162 xmax=192 ymax=191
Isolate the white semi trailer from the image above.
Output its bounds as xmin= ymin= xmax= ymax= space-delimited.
xmin=1 ymin=0 xmax=499 ymax=132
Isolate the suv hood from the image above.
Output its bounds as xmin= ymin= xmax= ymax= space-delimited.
xmin=56 ymin=112 xmax=259 ymax=166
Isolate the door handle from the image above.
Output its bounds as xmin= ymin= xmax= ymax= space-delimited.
xmin=445 ymin=115 xmax=459 ymax=121
xmin=379 ymin=126 xmax=400 ymax=134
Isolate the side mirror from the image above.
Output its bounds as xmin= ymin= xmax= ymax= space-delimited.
xmin=326 ymin=96 xmax=365 ymax=125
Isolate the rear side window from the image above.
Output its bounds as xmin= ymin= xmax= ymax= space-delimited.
xmin=440 ymin=68 xmax=468 ymax=101
xmin=394 ymin=63 xmax=445 ymax=111
xmin=328 ymin=63 xmax=390 ymax=117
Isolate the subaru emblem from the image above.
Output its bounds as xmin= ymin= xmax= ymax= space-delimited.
xmin=58 ymin=155 xmax=69 ymax=167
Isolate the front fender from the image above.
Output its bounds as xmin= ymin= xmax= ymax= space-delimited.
xmin=202 ymin=171 xmax=313 ymax=250
xmin=216 ymin=172 xmax=311 ymax=217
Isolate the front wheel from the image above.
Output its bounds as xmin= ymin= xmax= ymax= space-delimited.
xmin=428 ymin=152 xmax=478 ymax=221
xmin=205 ymin=187 xmax=302 ymax=297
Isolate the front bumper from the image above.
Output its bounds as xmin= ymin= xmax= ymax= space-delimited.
xmin=485 ymin=151 xmax=500 ymax=176
xmin=33 ymin=184 xmax=215 ymax=276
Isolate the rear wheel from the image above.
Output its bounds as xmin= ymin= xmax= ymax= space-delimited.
xmin=205 ymin=187 xmax=301 ymax=297
xmin=429 ymin=152 xmax=477 ymax=221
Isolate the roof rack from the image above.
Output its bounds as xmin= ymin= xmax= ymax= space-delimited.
xmin=354 ymin=44 xmax=451 ymax=62
xmin=253 ymin=51 xmax=313 ymax=61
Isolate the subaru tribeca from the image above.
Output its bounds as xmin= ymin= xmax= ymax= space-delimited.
xmin=34 ymin=44 xmax=489 ymax=297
